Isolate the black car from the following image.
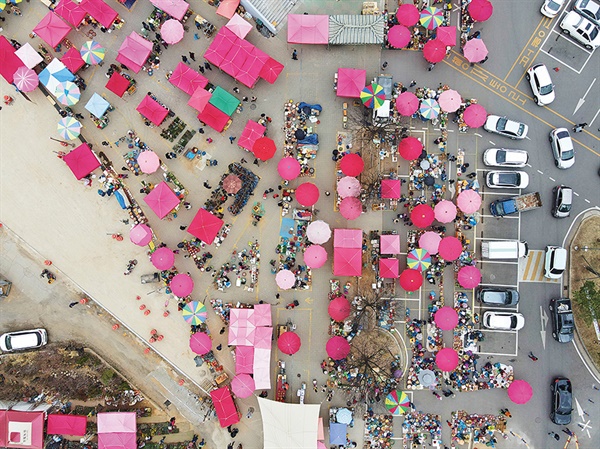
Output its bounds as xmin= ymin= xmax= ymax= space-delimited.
xmin=549 ymin=298 xmax=575 ymax=343
xmin=476 ymin=287 xmax=519 ymax=306
xmin=551 ymin=377 xmax=572 ymax=425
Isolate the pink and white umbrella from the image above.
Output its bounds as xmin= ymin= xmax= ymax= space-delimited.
xmin=151 ymin=247 xmax=175 ymax=270
xmin=13 ymin=66 xmax=39 ymax=92
xmin=434 ymin=306 xmax=458 ymax=330
xmin=137 ymin=150 xmax=160 ymax=174
xmin=296 ymin=182 xmax=320 ymax=207
xmin=339 ymin=197 xmax=362 ymax=220
xmin=457 ymin=265 xmax=482 ymax=289
xmin=463 ymin=39 xmax=488 ymax=63
xmin=434 ymin=200 xmax=457 ymax=223
xmin=277 ymin=157 xmax=301 ymax=180
xmin=436 ymin=347 xmax=459 ymax=371
xmin=276 ymin=269 xmax=296 ymax=290
xmin=457 ymin=189 xmax=482 ymax=214
xmin=161 ymin=19 xmax=185 ymax=44
xmin=170 ymin=273 xmax=194 ymax=297
xmin=129 ymin=223 xmax=152 ymax=246
xmin=462 ymin=104 xmax=487 ymax=128
xmin=306 ymin=220 xmax=331 ymax=244
xmin=337 ymin=176 xmax=361 ymax=199
xmin=231 ymin=374 xmax=255 ymax=399
xmin=396 ymin=91 xmax=420 ymax=116
xmin=189 ymin=332 xmax=211 ymax=355
xmin=303 ymin=245 xmax=328 ymax=269
xmin=419 ymin=231 xmax=442 ymax=255
xmin=438 ymin=236 xmax=463 ymax=261
xmin=438 ymin=89 xmax=461 ymax=113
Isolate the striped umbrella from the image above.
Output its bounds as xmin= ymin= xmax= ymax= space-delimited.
xmin=57 ymin=116 xmax=82 ymax=140
xmin=419 ymin=6 xmax=444 ymax=30
xmin=55 ymin=81 xmax=81 ymax=106
xmin=385 ymin=390 xmax=411 ymax=415
xmin=182 ymin=301 xmax=208 ymax=325
xmin=407 ymin=248 xmax=431 ymax=272
xmin=80 ymin=40 xmax=105 ymax=65
xmin=13 ymin=66 xmax=39 ymax=92
xmin=0 ymin=0 xmax=7 ymax=11
xmin=360 ymin=83 xmax=386 ymax=109
xmin=419 ymin=98 xmax=440 ymax=120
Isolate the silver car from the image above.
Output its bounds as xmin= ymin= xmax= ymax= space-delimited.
xmin=486 ymin=170 xmax=530 ymax=189
xmin=0 ymin=329 xmax=48 ymax=352
xmin=483 ymin=311 xmax=525 ymax=330
xmin=552 ymin=185 xmax=573 ymax=218
xmin=483 ymin=148 xmax=529 ymax=167
xmin=484 ymin=115 xmax=529 ymax=140
xmin=575 ymin=0 xmax=600 ymax=26
xmin=549 ymin=128 xmax=575 ymax=169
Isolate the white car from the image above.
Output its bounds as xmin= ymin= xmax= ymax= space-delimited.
xmin=541 ymin=0 xmax=566 ymax=17
xmin=526 ymin=63 xmax=555 ymax=105
xmin=484 ymin=115 xmax=529 ymax=140
xmin=550 ymin=128 xmax=575 ymax=169
xmin=483 ymin=311 xmax=525 ymax=331
xmin=574 ymin=0 xmax=600 ymax=26
xmin=483 ymin=148 xmax=529 ymax=167
xmin=544 ymin=246 xmax=567 ymax=279
xmin=0 ymin=329 xmax=48 ymax=352
xmin=560 ymin=10 xmax=600 ymax=49
xmin=486 ymin=170 xmax=530 ymax=189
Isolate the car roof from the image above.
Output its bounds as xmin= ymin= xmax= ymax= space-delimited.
xmin=532 ymin=64 xmax=552 ymax=85
xmin=559 ymin=186 xmax=573 ymax=202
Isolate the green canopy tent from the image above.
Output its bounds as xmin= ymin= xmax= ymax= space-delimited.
xmin=208 ymin=86 xmax=240 ymax=116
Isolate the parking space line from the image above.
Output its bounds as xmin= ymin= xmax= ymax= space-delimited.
xmin=477 ymin=351 xmax=518 ymax=356
xmin=540 ymin=46 xmax=583 ymax=74
xmin=479 ymin=260 xmax=519 ymax=265
xmin=479 ymin=283 xmax=519 ymax=288
xmin=479 ymin=236 xmax=521 ymax=241
xmin=481 ymin=214 xmax=519 ymax=219
xmin=480 ymin=191 xmax=520 ymax=196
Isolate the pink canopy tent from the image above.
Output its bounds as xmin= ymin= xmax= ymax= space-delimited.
xmin=276 ymin=269 xmax=296 ymax=290
xmin=229 ymin=326 xmax=255 ymax=347
xmin=340 ymin=153 xmax=364 ymax=176
xmin=1 ymin=411 xmax=44 ymax=449
xmin=235 ymin=346 xmax=254 ymax=374
xmin=98 ymin=433 xmax=136 ymax=449
xmin=15 ymin=43 xmax=44 ymax=70
xmin=190 ymin=332 xmax=212 ymax=355
xmin=380 ymin=234 xmax=400 ymax=254
xmin=129 ymin=224 xmax=152 ymax=246
xmin=161 ymin=19 xmax=184 ymax=44
xmin=379 ymin=258 xmax=399 ymax=278
xmin=106 ymin=72 xmax=130 ymax=97
xmin=438 ymin=236 xmax=463 ymax=261
xmin=436 ymin=348 xmax=459 ymax=371
xmin=54 ymin=0 xmax=87 ymax=28
xmin=337 ymin=176 xmax=361 ymax=199
xmin=399 ymin=136 xmax=423 ymax=160
xmin=434 ymin=306 xmax=459 ymax=330
xmin=231 ymin=374 xmax=255 ymax=398
xmin=61 ymin=47 xmax=85 ymax=73
xmin=381 ymin=179 xmax=401 ymax=199
xmin=33 ymin=12 xmax=72 ymax=48
xmin=259 ymin=57 xmax=285 ymax=84
xmin=151 ymin=247 xmax=175 ymax=270
xmin=150 ymin=0 xmax=189 ymax=21
xmin=287 ymin=14 xmax=329 ymax=44
xmin=507 ymin=379 xmax=533 ymax=404
xmin=296 ymin=182 xmax=320 ymax=206
xmin=97 ymin=413 xmax=137 ymax=434
xmin=387 ymin=25 xmax=411 ymax=48
xmin=278 ymin=331 xmax=301 ymax=355
xmin=396 ymin=91 xmax=420 ymax=116
xmin=116 ymin=32 xmax=153 ymax=74
xmin=336 ymin=68 xmax=367 ymax=98
xmin=254 ymin=303 xmax=272 ymax=327
xmin=188 ymin=87 xmax=212 ymax=112
xmin=47 ymin=414 xmax=87 ymax=436
xmin=326 ymin=336 xmax=351 ymax=360
xmin=80 ymin=0 xmax=118 ymax=28
xmin=419 ymin=231 xmax=441 ymax=255
xmin=216 ymin=0 xmax=239 ymax=19
xmin=462 ymin=104 xmax=487 ymax=128
xmin=143 ymin=182 xmax=179 ymax=219
xmin=169 ymin=62 xmax=208 ymax=95
xmin=136 ymin=95 xmax=169 ymax=126
xmin=226 ymin=13 xmax=253 ymax=39
xmin=334 ymin=228 xmax=362 ymax=248
xmin=436 ymin=26 xmax=457 ymax=47
xmin=238 ymin=120 xmax=266 ymax=151
xmin=137 ymin=150 xmax=160 ymax=174
xmin=434 ymin=200 xmax=457 ymax=223
xmin=0 ymin=37 xmax=22 ymax=84
xmin=198 ymin=103 xmax=230 ymax=132
xmin=170 ymin=273 xmax=194 ymax=297
xmin=457 ymin=265 xmax=482 ymax=289
xmin=188 ymin=209 xmax=224 ymax=244
xmin=210 ymin=387 xmax=240 ymax=427
xmin=339 ymin=197 xmax=362 ymax=220
xmin=204 ymin=27 xmax=238 ymax=67
xmin=277 ymin=157 xmax=301 ymax=180
xmin=399 ymin=269 xmax=423 ymax=291
xmin=333 ymin=247 xmax=362 ymax=276
xmin=457 ymin=189 xmax=482 ymax=214
xmin=303 ymin=244 xmax=328 ymax=269
xmin=63 ymin=143 xmax=100 ymax=180
xmin=253 ymin=326 xmax=272 ymax=349
xmin=328 ymin=296 xmax=351 ymax=321
xmin=411 ymin=204 xmax=435 ymax=228
xmin=307 ymin=220 xmax=332 ymax=244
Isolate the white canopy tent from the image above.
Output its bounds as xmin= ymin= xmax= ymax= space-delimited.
xmin=258 ymin=398 xmax=321 ymax=449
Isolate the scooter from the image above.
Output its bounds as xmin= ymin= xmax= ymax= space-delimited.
xmin=124 ymin=259 xmax=138 ymax=275
xmin=312 ymin=379 xmax=318 ymax=393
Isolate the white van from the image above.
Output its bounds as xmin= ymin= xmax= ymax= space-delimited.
xmin=0 ymin=329 xmax=48 ymax=352
xmin=482 ymin=240 xmax=529 ymax=259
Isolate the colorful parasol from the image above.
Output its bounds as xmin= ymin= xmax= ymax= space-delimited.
xmin=57 ymin=116 xmax=81 ymax=140
xmin=419 ymin=98 xmax=440 ymax=120
xmin=419 ymin=6 xmax=444 ymax=30
xmin=55 ymin=81 xmax=81 ymax=105
xmin=385 ymin=390 xmax=411 ymax=415
xmin=182 ymin=301 xmax=208 ymax=325
xmin=80 ymin=40 xmax=105 ymax=65
xmin=360 ymin=83 xmax=386 ymax=109
xmin=407 ymin=248 xmax=431 ymax=272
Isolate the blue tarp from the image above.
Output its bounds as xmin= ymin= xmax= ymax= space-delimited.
xmin=280 ymin=217 xmax=295 ymax=238
xmin=298 ymin=134 xmax=318 ymax=145
xmin=329 ymin=422 xmax=347 ymax=445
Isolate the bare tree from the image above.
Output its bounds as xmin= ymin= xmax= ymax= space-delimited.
xmin=359 ymin=168 xmax=381 ymax=208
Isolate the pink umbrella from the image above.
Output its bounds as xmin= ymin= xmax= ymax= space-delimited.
xmin=170 ymin=273 xmax=194 ymax=297
xmin=437 ymin=89 xmax=461 ymax=113
xmin=463 ymin=104 xmax=487 ymax=128
xmin=161 ymin=19 xmax=184 ymax=44
xmin=137 ymin=150 xmax=160 ymax=174
xmin=189 ymin=332 xmax=211 ymax=355
xmin=436 ymin=26 xmax=457 ymax=46
xmin=463 ymin=39 xmax=488 ymax=63
xmin=276 ymin=269 xmax=296 ymax=290
xmin=318 ymin=441 xmax=327 ymax=449
xmin=423 ymin=39 xmax=447 ymax=63
xmin=13 ymin=66 xmax=39 ymax=92
xmin=457 ymin=189 xmax=482 ymax=214
xmin=469 ymin=0 xmax=494 ymax=22
xmin=399 ymin=269 xmax=423 ymax=291
xmin=435 ymin=347 xmax=459 ymax=371
xmin=326 ymin=336 xmax=351 ymax=360
xmin=399 ymin=137 xmax=423 ymax=161
xmin=337 ymin=176 xmax=361 ymax=199
xmin=296 ymin=182 xmax=320 ymax=207
xmin=438 ymin=236 xmax=463 ymax=261
xmin=458 ymin=265 xmax=482 ymax=289
xmin=231 ymin=374 xmax=255 ymax=399
xmin=339 ymin=197 xmax=362 ymax=220
xmin=306 ymin=220 xmax=331 ymax=244
xmin=411 ymin=204 xmax=435 ymax=228
xmin=434 ymin=200 xmax=457 ymax=223
xmin=222 ymin=174 xmax=242 ymax=194
xmin=278 ymin=331 xmax=301 ymax=355
xmin=507 ymin=379 xmax=533 ymax=404
xmin=340 ymin=153 xmax=364 ymax=176
xmin=328 ymin=296 xmax=351 ymax=321
xmin=434 ymin=307 xmax=459 ymax=330
xmin=387 ymin=25 xmax=411 ymax=48
xmin=397 ymin=3 xmax=420 ymax=26
xmin=129 ymin=223 xmax=152 ymax=246
xmin=304 ymin=245 xmax=328 ymax=269
xmin=151 ymin=247 xmax=175 ymax=270
xmin=419 ymin=231 xmax=442 ymax=255
xmin=277 ymin=157 xmax=301 ymax=180
xmin=396 ymin=91 xmax=420 ymax=116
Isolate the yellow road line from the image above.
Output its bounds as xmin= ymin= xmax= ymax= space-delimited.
xmin=531 ymin=252 xmax=545 ymax=281
xmin=522 ymin=252 xmax=535 ymax=279
xmin=504 ymin=17 xmax=549 ymax=82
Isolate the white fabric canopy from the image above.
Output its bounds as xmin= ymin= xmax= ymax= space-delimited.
xmin=253 ymin=347 xmax=271 ymax=389
xmin=258 ymin=398 xmax=321 ymax=449
xmin=15 ymin=43 xmax=44 ymax=69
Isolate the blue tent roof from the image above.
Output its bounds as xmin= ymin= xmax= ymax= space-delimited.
xmin=329 ymin=422 xmax=347 ymax=445
xmin=85 ymin=93 xmax=110 ymax=118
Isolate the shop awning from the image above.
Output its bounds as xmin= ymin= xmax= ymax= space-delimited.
xmin=54 ymin=0 xmax=87 ymax=28
xmin=333 ymin=247 xmax=362 ymax=276
xmin=329 ymin=422 xmax=347 ymax=445
xmin=258 ymin=397 xmax=320 ymax=449
xmin=328 ymin=14 xmax=385 ymax=45
xmin=143 ymin=181 xmax=180 ymax=219
xmin=136 ymin=95 xmax=169 ymax=126
xmin=379 ymin=258 xmax=399 ymax=278
xmin=208 ymin=86 xmax=240 ymax=116
xmin=169 ymin=62 xmax=208 ymax=95
xmin=380 ymin=234 xmax=400 ymax=254
xmin=287 ymin=14 xmax=329 ymax=44
xmin=98 ymin=433 xmax=136 ymax=449
xmin=61 ymin=47 xmax=85 ymax=73
xmin=333 ymin=228 xmax=362 ymax=248
xmin=116 ymin=32 xmax=153 ymax=73
xmin=80 ymin=0 xmax=118 ymax=29
xmin=63 ymin=143 xmax=101 ymax=180
xmin=235 ymin=345 xmax=254 ymax=374
xmin=188 ymin=208 xmax=224 ymax=244
xmin=238 ymin=120 xmax=265 ymax=151
xmin=216 ymin=0 xmax=239 ymax=19
xmin=149 ymin=0 xmax=189 ymax=21
xmin=198 ymin=103 xmax=230 ymax=132
xmin=85 ymin=92 xmax=110 ymax=118
xmin=336 ymin=68 xmax=367 ymax=98
xmin=106 ymin=71 xmax=130 ymax=97
xmin=210 ymin=387 xmax=240 ymax=428
xmin=33 ymin=12 xmax=72 ymax=48
xmin=47 ymin=414 xmax=87 ymax=436
xmin=0 ymin=36 xmax=23 ymax=84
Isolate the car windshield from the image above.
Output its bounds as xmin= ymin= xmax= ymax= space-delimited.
xmin=497 ymin=117 xmax=508 ymax=130
xmin=559 ymin=202 xmax=572 ymax=212
xmin=540 ymin=83 xmax=553 ymax=95
xmin=590 ymin=25 xmax=599 ymax=39
xmin=496 ymin=150 xmax=507 ymax=163
xmin=498 ymin=173 xmax=518 ymax=185
xmin=548 ymin=0 xmax=562 ymax=10
xmin=562 ymin=149 xmax=574 ymax=160
xmin=557 ymin=130 xmax=570 ymax=139
xmin=510 ymin=316 xmax=517 ymax=327
xmin=517 ymin=124 xmax=525 ymax=135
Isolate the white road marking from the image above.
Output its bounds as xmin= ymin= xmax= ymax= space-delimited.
xmin=591 ymin=108 xmax=600 ymax=126
xmin=573 ymin=78 xmax=596 ymax=115
xmin=585 ymin=199 xmax=590 ymax=203
xmin=473 ymin=132 xmax=482 ymax=137
xmin=540 ymin=305 xmax=548 ymax=350
xmin=537 ymin=169 xmax=544 ymax=174
xmin=488 ymin=140 xmax=495 ymax=145
xmin=573 ymin=191 xmax=580 ymax=196
xmin=579 ymin=419 xmax=593 ymax=438
xmin=479 ymin=283 xmax=519 ymax=288
xmin=479 ymin=260 xmax=519 ymax=265
xmin=481 ymin=214 xmax=520 ymax=219
xmin=549 ymin=177 xmax=555 ymax=182
xmin=526 ymin=163 xmax=532 ymax=167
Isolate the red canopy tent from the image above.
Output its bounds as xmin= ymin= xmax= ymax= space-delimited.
xmin=204 ymin=27 xmax=238 ymax=67
xmin=54 ymin=0 xmax=87 ymax=28
xmin=143 ymin=181 xmax=180 ymax=219
xmin=136 ymin=95 xmax=169 ymax=126
xmin=287 ymin=14 xmax=329 ymax=44
xmin=216 ymin=0 xmax=240 ymax=19
xmin=47 ymin=414 xmax=87 ymax=436
xmin=116 ymin=32 xmax=153 ymax=73
xmin=197 ymin=103 xmax=230 ymax=132
xmin=188 ymin=88 xmax=212 ymax=112
xmin=0 ymin=36 xmax=23 ymax=84
xmin=380 ymin=179 xmax=401 ymax=199
xmin=150 ymin=0 xmax=189 ymax=21
xmin=33 ymin=12 xmax=72 ymax=49
xmin=106 ymin=71 xmax=130 ymax=97
xmin=169 ymin=62 xmax=208 ymax=95
xmin=63 ymin=143 xmax=101 ymax=180
xmin=379 ymin=258 xmax=399 ymax=278
xmin=336 ymin=68 xmax=367 ymax=98
xmin=259 ymin=57 xmax=284 ymax=84
xmin=61 ymin=47 xmax=85 ymax=73
xmin=333 ymin=247 xmax=362 ymax=276
xmin=238 ymin=120 xmax=266 ymax=151
xmin=188 ymin=209 xmax=224 ymax=244
xmin=80 ymin=0 xmax=118 ymax=29
xmin=210 ymin=386 xmax=240 ymax=427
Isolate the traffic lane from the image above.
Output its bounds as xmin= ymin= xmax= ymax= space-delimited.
xmin=478 ymin=260 xmax=519 ymax=287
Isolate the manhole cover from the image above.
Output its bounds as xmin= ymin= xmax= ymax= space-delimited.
xmin=489 ymin=274 xmax=496 ymax=281
xmin=535 ymin=417 xmax=541 ymax=423
xmin=250 ymin=103 xmax=257 ymax=110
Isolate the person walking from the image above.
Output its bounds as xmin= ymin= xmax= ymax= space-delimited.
xmin=229 ymin=136 xmax=236 ymax=144
xmin=573 ymin=123 xmax=587 ymax=132
xmin=291 ymin=49 xmax=298 ymax=60
xmin=182 ymin=55 xmax=189 ymax=64
xmin=528 ymin=351 xmax=538 ymax=361
xmin=233 ymin=87 xmax=240 ymax=94
xmin=382 ymin=61 xmax=388 ymax=69
xmin=189 ymin=52 xmax=196 ymax=61
xmin=204 ymin=61 xmax=212 ymax=71
xmin=179 ymin=225 xmax=187 ymax=231
xmin=198 ymin=65 xmax=205 ymax=73
xmin=69 ymin=301 xmax=79 ymax=308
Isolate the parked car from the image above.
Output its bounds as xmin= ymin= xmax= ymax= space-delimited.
xmin=484 ymin=115 xmax=529 ymax=139
xmin=482 ymin=311 xmax=525 ymax=330
xmin=552 ymin=185 xmax=573 ymax=218
xmin=526 ymin=63 xmax=555 ymax=105
xmin=486 ymin=170 xmax=530 ymax=189
xmin=551 ymin=377 xmax=573 ymax=425
xmin=0 ymin=329 xmax=48 ymax=352
xmin=476 ymin=287 xmax=519 ymax=306
xmin=483 ymin=148 xmax=529 ymax=167
xmin=549 ymin=298 xmax=575 ymax=343
xmin=544 ymin=246 xmax=568 ymax=279
xmin=550 ymin=128 xmax=575 ymax=169
xmin=560 ymin=10 xmax=600 ymax=49
xmin=541 ymin=0 xmax=566 ymax=17
xmin=574 ymin=0 xmax=600 ymax=26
